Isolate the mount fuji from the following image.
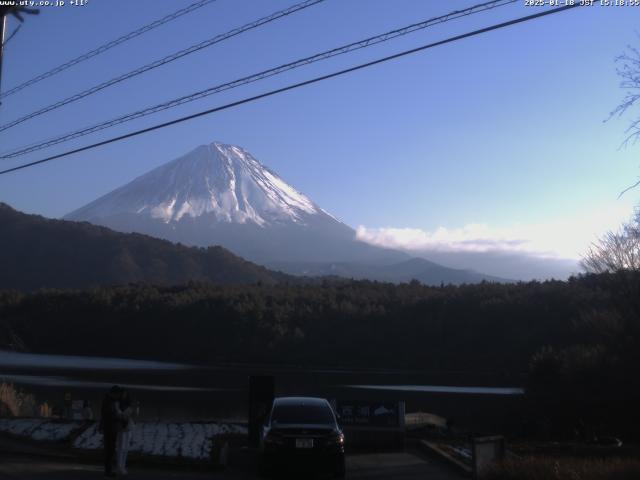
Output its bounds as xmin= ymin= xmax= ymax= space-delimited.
xmin=65 ymin=142 xmax=405 ymax=265
xmin=65 ymin=142 xmax=505 ymax=284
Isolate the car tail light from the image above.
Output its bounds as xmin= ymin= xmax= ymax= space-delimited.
xmin=325 ymin=433 xmax=344 ymax=446
xmin=264 ymin=432 xmax=285 ymax=446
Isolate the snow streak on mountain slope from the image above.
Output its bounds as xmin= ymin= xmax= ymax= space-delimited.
xmin=67 ymin=142 xmax=334 ymax=227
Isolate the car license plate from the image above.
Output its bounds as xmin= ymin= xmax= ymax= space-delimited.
xmin=295 ymin=438 xmax=313 ymax=449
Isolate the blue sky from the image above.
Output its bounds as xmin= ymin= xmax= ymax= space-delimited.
xmin=0 ymin=0 xmax=639 ymax=270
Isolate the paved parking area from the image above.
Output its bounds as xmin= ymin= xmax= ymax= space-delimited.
xmin=0 ymin=451 xmax=462 ymax=479
xmin=345 ymin=452 xmax=462 ymax=479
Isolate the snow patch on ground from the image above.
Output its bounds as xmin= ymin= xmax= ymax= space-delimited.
xmin=73 ymin=421 xmax=247 ymax=460
xmin=0 ymin=418 xmax=247 ymax=460
xmin=0 ymin=418 xmax=84 ymax=441
xmin=452 ymin=446 xmax=472 ymax=459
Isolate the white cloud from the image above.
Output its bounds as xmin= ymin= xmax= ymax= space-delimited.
xmin=356 ymin=202 xmax=636 ymax=260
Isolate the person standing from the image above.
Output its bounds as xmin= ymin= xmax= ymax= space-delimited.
xmin=99 ymin=386 xmax=122 ymax=478
xmin=82 ymin=400 xmax=94 ymax=421
xmin=115 ymin=389 xmax=135 ymax=476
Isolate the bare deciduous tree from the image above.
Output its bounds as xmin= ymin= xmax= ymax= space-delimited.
xmin=610 ymin=43 xmax=640 ymax=195
xmin=582 ymin=211 xmax=640 ymax=273
xmin=587 ymin=44 xmax=640 ymax=273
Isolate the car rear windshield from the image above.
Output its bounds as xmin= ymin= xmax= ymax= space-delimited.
xmin=271 ymin=403 xmax=335 ymax=425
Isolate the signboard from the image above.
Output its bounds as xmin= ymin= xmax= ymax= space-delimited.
xmin=335 ymin=400 xmax=404 ymax=428
xmin=472 ymin=435 xmax=505 ymax=479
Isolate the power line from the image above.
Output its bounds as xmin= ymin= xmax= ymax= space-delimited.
xmin=0 ymin=0 xmax=218 ymax=100
xmin=0 ymin=0 xmax=518 ymax=160
xmin=0 ymin=0 xmax=325 ymax=133
xmin=0 ymin=4 xmax=581 ymax=177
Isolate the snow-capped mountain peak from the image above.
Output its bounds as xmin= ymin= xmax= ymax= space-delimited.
xmin=64 ymin=140 xmax=410 ymax=266
xmin=67 ymin=141 xmax=328 ymax=227
xmin=61 ymin=140 xmax=499 ymax=282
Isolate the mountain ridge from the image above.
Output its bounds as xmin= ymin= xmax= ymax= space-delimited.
xmin=268 ymin=257 xmax=511 ymax=284
xmin=0 ymin=202 xmax=290 ymax=291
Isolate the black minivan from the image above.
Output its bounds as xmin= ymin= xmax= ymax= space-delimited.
xmin=260 ymin=396 xmax=346 ymax=477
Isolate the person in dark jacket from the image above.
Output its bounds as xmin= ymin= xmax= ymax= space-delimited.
xmin=99 ymin=386 xmax=122 ymax=477
xmin=115 ymin=389 xmax=135 ymax=475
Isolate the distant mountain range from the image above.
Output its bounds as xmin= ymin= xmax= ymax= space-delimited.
xmin=267 ymin=258 xmax=507 ymax=284
xmin=62 ymin=141 xmax=507 ymax=286
xmin=0 ymin=203 xmax=288 ymax=291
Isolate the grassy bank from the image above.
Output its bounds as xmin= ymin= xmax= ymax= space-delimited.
xmin=484 ymin=456 xmax=640 ymax=480
xmin=0 ymin=383 xmax=36 ymax=417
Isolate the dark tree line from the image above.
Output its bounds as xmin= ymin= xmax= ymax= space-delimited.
xmin=526 ymin=271 xmax=640 ymax=439
xmin=0 ymin=279 xmax=587 ymax=370
xmin=1 ymin=272 xmax=639 ymax=438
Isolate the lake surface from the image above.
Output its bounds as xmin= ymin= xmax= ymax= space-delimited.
xmin=345 ymin=384 xmax=524 ymax=395
xmin=0 ymin=351 xmax=525 ymax=430
xmin=0 ymin=351 xmax=190 ymax=370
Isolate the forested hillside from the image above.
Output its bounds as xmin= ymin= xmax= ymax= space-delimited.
xmin=1 ymin=272 xmax=639 ymax=440
xmin=0 ymin=203 xmax=289 ymax=290
xmin=3 ymin=274 xmax=636 ymax=372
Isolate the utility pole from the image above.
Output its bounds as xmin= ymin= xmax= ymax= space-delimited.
xmin=0 ymin=6 xmax=39 ymax=103
xmin=0 ymin=13 xmax=6 ymax=98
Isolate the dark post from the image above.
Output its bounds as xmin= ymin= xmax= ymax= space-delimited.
xmin=64 ymin=391 xmax=72 ymax=419
xmin=0 ymin=14 xmax=5 ymax=95
xmin=472 ymin=435 xmax=505 ymax=479
xmin=248 ymin=375 xmax=274 ymax=448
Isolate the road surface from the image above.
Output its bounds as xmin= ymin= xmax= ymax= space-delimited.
xmin=0 ymin=451 xmax=463 ymax=479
